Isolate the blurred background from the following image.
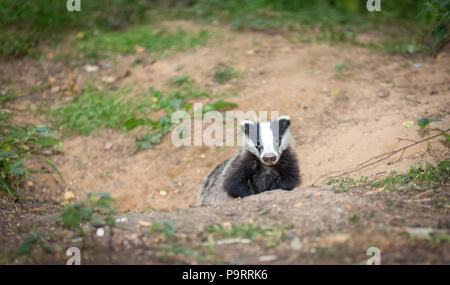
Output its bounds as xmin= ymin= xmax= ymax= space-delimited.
xmin=1 ymin=0 xmax=448 ymax=57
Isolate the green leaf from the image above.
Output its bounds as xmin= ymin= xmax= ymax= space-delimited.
xmin=0 ymin=177 xmax=13 ymax=195
xmin=30 ymin=137 xmax=59 ymax=146
xmin=11 ymin=167 xmax=24 ymax=175
xmin=439 ymin=160 xmax=450 ymax=171
xmin=44 ymin=158 xmax=65 ymax=184
xmin=0 ymin=150 xmax=12 ymax=158
xmin=62 ymin=205 xmax=83 ymax=228
xmin=440 ymin=129 xmax=450 ymax=142
xmin=18 ymin=232 xmax=42 ymax=256
xmin=203 ymin=100 xmax=237 ymax=113
xmin=95 ymin=195 xmax=115 ymax=208
xmin=124 ymin=117 xmax=158 ymax=130
xmin=402 ymin=121 xmax=414 ymax=128
xmin=105 ymin=216 xmax=115 ymax=226
xmin=163 ymin=222 xmax=175 ymax=236
xmin=79 ymin=206 xmax=93 ymax=220
xmin=417 ymin=118 xmax=430 ymax=129
xmin=11 ymin=158 xmax=24 ymax=169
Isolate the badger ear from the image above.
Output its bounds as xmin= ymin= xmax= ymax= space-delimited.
xmin=240 ymin=120 xmax=255 ymax=136
xmin=277 ymin=115 xmax=291 ymax=131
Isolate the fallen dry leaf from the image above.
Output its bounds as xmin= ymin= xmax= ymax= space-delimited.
xmin=134 ymin=45 xmax=146 ymax=54
xmin=138 ymin=221 xmax=152 ymax=227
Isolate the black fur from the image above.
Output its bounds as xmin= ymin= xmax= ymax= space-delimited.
xmin=224 ymin=146 xmax=300 ymax=198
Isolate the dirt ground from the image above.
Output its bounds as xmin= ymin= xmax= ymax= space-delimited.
xmin=1 ymin=186 xmax=449 ymax=264
xmin=0 ymin=20 xmax=449 ymax=264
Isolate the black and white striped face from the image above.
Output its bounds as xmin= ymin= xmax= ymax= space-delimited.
xmin=240 ymin=116 xmax=292 ymax=166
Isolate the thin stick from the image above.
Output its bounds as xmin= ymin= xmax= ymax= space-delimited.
xmin=313 ymin=128 xmax=450 ymax=185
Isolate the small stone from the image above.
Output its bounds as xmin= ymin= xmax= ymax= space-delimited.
xmin=377 ymin=89 xmax=390 ymax=98
xmin=84 ymin=65 xmax=99 ymax=73
xmin=159 ymin=190 xmax=167 ymax=196
xmin=96 ymin=228 xmax=104 ymax=237
xmin=290 ymin=237 xmax=302 ymax=250
xmin=104 ymin=142 xmax=113 ymax=150
xmin=138 ymin=221 xmax=152 ymax=227
xmin=116 ymin=217 xmax=128 ymax=223
xmin=406 ymin=227 xmax=433 ymax=240
xmin=51 ymin=86 xmax=60 ymax=93
xmin=102 ymin=76 xmax=116 ymax=84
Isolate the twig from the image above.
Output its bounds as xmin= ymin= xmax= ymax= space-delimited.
xmin=396 ymin=137 xmax=418 ymax=143
xmin=313 ymin=128 xmax=450 ymax=185
xmin=402 ymin=198 xmax=432 ymax=203
xmin=107 ymin=225 xmax=114 ymax=264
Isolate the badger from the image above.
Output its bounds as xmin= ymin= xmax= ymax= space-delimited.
xmin=197 ymin=115 xmax=300 ymax=205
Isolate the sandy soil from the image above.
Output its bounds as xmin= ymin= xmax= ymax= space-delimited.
xmin=1 ymin=185 xmax=449 ymax=264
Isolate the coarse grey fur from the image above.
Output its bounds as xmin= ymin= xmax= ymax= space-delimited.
xmin=197 ymin=149 xmax=245 ymax=205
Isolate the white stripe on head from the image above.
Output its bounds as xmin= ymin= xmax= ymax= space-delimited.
xmin=277 ymin=115 xmax=290 ymax=121
xmin=260 ymin=122 xmax=277 ymax=157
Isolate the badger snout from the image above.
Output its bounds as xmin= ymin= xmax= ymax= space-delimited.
xmin=262 ymin=153 xmax=277 ymax=165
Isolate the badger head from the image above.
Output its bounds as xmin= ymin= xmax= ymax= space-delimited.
xmin=240 ymin=116 xmax=292 ymax=166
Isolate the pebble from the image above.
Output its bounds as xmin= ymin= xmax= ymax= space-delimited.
xmin=84 ymin=65 xmax=99 ymax=73
xmin=376 ymin=88 xmax=390 ymax=98
xmin=96 ymin=228 xmax=104 ymax=237
xmin=258 ymin=255 xmax=277 ymax=262
xmin=104 ymin=142 xmax=113 ymax=150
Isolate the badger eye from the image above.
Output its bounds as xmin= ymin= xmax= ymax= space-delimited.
xmin=256 ymin=141 xmax=263 ymax=150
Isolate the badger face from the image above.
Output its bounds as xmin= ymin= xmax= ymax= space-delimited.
xmin=241 ymin=116 xmax=292 ymax=166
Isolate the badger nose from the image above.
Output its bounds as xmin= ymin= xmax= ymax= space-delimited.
xmin=262 ymin=154 xmax=277 ymax=164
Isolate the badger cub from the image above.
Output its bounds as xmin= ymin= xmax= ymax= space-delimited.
xmin=197 ymin=115 xmax=300 ymax=205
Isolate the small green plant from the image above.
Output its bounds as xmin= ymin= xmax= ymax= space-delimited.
xmin=213 ymin=63 xmax=239 ymax=84
xmin=327 ymin=177 xmax=356 ymax=192
xmin=349 ymin=214 xmax=360 ymax=224
xmin=150 ymin=221 xmax=176 ymax=238
xmin=416 ymin=117 xmax=446 ymax=152
xmin=334 ymin=62 xmax=353 ymax=79
xmin=61 ymin=192 xmax=116 ymax=231
xmin=17 ymin=231 xmax=52 ymax=256
xmin=0 ymin=124 xmax=61 ymax=196
xmin=124 ymin=75 xmax=236 ymax=154
xmin=51 ymin=84 xmax=145 ymax=136
xmin=370 ymin=161 xmax=449 ymax=190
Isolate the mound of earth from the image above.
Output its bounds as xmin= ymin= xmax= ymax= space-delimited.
xmin=1 ymin=186 xmax=449 ymax=264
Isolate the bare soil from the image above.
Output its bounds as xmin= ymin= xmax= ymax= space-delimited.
xmin=0 ymin=20 xmax=449 ymax=264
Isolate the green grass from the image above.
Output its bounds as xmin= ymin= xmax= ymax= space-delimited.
xmin=213 ymin=62 xmax=240 ymax=84
xmin=61 ymin=192 xmax=116 ymax=230
xmin=167 ymin=0 xmax=449 ymax=55
xmin=370 ymin=161 xmax=449 ymax=191
xmin=0 ymin=0 xmax=150 ymax=57
xmin=75 ymin=26 xmax=210 ymax=62
xmin=51 ymin=84 xmax=147 ymax=136
xmin=1 ymin=0 xmax=447 ymax=57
